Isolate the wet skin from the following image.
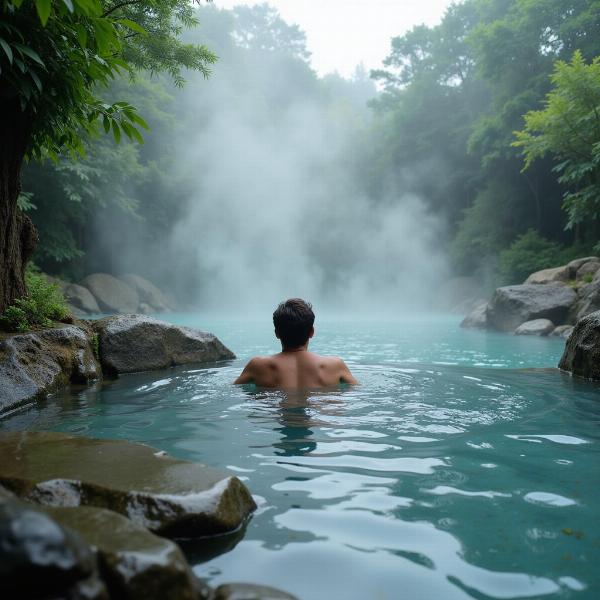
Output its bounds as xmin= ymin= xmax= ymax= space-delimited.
xmin=234 ymin=328 xmax=358 ymax=389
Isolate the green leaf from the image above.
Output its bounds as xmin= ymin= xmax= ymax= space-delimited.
xmin=130 ymin=126 xmax=144 ymax=144
xmin=29 ymin=69 xmax=42 ymax=92
xmin=102 ymin=115 xmax=110 ymax=133
xmin=128 ymin=112 xmax=149 ymax=130
xmin=35 ymin=0 xmax=52 ymax=26
xmin=117 ymin=19 xmax=148 ymax=36
xmin=111 ymin=120 xmax=121 ymax=143
xmin=62 ymin=0 xmax=75 ymax=12
xmin=0 ymin=38 xmax=13 ymax=64
xmin=14 ymin=44 xmax=44 ymax=67
xmin=75 ymin=25 xmax=88 ymax=48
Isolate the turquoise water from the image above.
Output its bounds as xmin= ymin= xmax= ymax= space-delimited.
xmin=2 ymin=315 xmax=600 ymax=600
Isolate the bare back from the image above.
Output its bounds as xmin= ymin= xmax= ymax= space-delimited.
xmin=234 ymin=351 xmax=357 ymax=389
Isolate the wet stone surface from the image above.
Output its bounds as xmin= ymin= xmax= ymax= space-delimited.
xmin=0 ymin=431 xmax=256 ymax=538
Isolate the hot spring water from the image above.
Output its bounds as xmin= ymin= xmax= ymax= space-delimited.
xmin=2 ymin=315 xmax=599 ymax=599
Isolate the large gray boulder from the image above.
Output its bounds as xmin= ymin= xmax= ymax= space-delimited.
xmin=567 ymin=256 xmax=599 ymax=278
xmin=576 ymin=261 xmax=600 ymax=280
xmin=460 ymin=301 xmax=488 ymax=329
xmin=571 ymin=280 xmax=600 ymax=321
xmin=46 ymin=505 xmax=207 ymax=600
xmin=486 ymin=284 xmax=576 ymax=332
xmin=524 ymin=265 xmax=570 ymax=284
xmin=93 ymin=314 xmax=234 ymax=375
xmin=558 ymin=311 xmax=600 ymax=380
xmin=81 ymin=273 xmax=139 ymax=314
xmin=121 ymin=274 xmax=172 ymax=312
xmin=0 ymin=431 xmax=256 ymax=539
xmin=63 ymin=283 xmax=101 ymax=314
xmin=0 ymin=494 xmax=107 ymax=600
xmin=0 ymin=325 xmax=100 ymax=415
xmin=551 ymin=325 xmax=574 ymax=339
xmin=514 ymin=319 xmax=554 ymax=336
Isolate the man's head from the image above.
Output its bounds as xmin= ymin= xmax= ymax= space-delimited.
xmin=273 ymin=298 xmax=315 ymax=350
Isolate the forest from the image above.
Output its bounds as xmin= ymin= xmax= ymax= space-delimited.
xmin=2 ymin=0 xmax=600 ymax=314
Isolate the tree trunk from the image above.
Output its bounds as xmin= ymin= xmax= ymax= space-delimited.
xmin=0 ymin=97 xmax=38 ymax=314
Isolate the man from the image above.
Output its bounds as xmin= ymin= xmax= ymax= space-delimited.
xmin=234 ymin=298 xmax=358 ymax=388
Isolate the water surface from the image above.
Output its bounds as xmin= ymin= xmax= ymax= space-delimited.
xmin=2 ymin=315 xmax=599 ymax=600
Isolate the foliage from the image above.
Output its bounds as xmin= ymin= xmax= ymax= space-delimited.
xmin=0 ymin=0 xmax=216 ymax=159
xmin=514 ymin=51 xmax=600 ymax=230
xmin=0 ymin=267 xmax=69 ymax=332
xmin=498 ymin=229 xmax=567 ymax=284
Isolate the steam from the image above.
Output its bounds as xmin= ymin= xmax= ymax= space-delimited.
xmin=99 ymin=6 xmax=449 ymax=315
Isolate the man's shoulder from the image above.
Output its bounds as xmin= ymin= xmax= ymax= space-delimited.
xmin=246 ymin=355 xmax=278 ymax=368
xmin=311 ymin=353 xmax=345 ymax=367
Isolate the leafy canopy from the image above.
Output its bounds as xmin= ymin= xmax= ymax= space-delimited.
xmin=0 ymin=0 xmax=216 ymax=158
xmin=514 ymin=51 xmax=600 ymax=228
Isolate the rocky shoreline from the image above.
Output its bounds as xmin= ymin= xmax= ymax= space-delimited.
xmin=49 ymin=272 xmax=178 ymax=317
xmin=0 ymin=314 xmax=234 ymax=416
xmin=0 ymin=314 xmax=303 ymax=599
xmin=461 ymin=256 xmax=600 ymax=338
xmin=0 ymin=432 xmax=295 ymax=600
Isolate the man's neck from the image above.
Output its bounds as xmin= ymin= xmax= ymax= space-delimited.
xmin=281 ymin=343 xmax=309 ymax=353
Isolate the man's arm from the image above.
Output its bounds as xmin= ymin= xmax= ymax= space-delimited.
xmin=234 ymin=357 xmax=258 ymax=384
xmin=337 ymin=358 xmax=358 ymax=384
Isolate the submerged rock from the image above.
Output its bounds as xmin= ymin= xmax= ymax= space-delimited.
xmin=213 ymin=583 xmax=298 ymax=600
xmin=514 ymin=319 xmax=555 ymax=336
xmin=460 ymin=301 xmax=488 ymax=329
xmin=121 ymin=274 xmax=172 ymax=312
xmin=486 ymin=284 xmax=576 ymax=332
xmin=0 ymin=494 xmax=107 ymax=600
xmin=81 ymin=273 xmax=139 ymax=314
xmin=0 ymin=431 xmax=256 ymax=538
xmin=524 ymin=265 xmax=570 ymax=285
xmin=93 ymin=314 xmax=234 ymax=375
xmin=46 ymin=505 xmax=207 ymax=600
xmin=559 ymin=310 xmax=600 ymax=380
xmin=0 ymin=325 xmax=100 ymax=415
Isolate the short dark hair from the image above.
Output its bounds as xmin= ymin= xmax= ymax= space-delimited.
xmin=273 ymin=298 xmax=315 ymax=349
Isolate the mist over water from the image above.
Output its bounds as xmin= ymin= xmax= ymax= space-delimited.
xmin=105 ymin=6 xmax=449 ymax=314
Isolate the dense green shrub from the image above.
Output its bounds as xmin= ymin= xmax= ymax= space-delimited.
xmin=498 ymin=230 xmax=566 ymax=285
xmin=0 ymin=269 xmax=70 ymax=333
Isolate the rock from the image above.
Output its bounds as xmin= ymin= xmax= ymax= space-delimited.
xmin=81 ymin=273 xmax=139 ymax=314
xmin=460 ymin=301 xmax=488 ymax=329
xmin=121 ymin=274 xmax=172 ymax=312
xmin=92 ymin=314 xmax=234 ymax=375
xmin=524 ymin=265 xmax=570 ymax=284
xmin=213 ymin=583 xmax=298 ymax=600
xmin=45 ymin=505 xmax=207 ymax=600
xmin=0 ymin=495 xmax=107 ymax=600
xmin=0 ymin=431 xmax=256 ymax=538
xmin=551 ymin=325 xmax=574 ymax=339
xmin=0 ymin=326 xmax=101 ymax=415
xmin=558 ymin=310 xmax=600 ymax=380
xmin=567 ymin=256 xmax=599 ymax=278
xmin=64 ymin=284 xmax=101 ymax=314
xmin=514 ymin=319 xmax=555 ymax=336
xmin=571 ymin=280 xmax=600 ymax=321
xmin=576 ymin=261 xmax=600 ymax=280
xmin=486 ymin=284 xmax=577 ymax=332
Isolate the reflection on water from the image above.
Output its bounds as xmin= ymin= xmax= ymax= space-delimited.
xmin=1 ymin=316 xmax=599 ymax=599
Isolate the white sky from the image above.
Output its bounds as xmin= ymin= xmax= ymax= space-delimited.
xmin=214 ymin=0 xmax=455 ymax=77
